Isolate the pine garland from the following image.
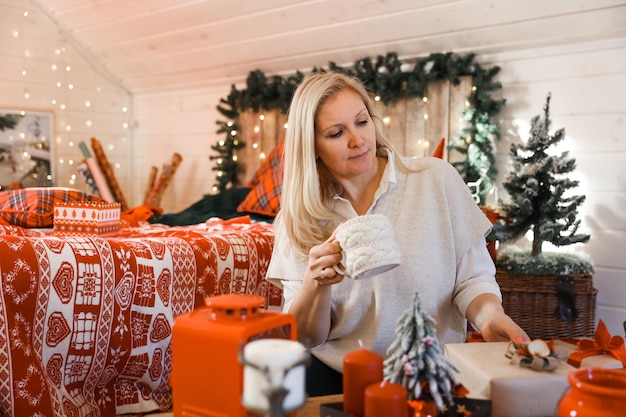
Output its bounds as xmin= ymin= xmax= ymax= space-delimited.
xmin=211 ymin=51 xmax=505 ymax=203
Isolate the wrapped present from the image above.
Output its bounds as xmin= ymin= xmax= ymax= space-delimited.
xmin=445 ymin=324 xmax=625 ymax=417
xmin=562 ymin=319 xmax=626 ymax=369
xmin=53 ymin=201 xmax=121 ymax=237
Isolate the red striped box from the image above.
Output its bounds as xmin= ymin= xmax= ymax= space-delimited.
xmin=53 ymin=201 xmax=121 ymax=237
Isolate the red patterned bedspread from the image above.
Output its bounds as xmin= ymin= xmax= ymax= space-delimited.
xmin=0 ymin=218 xmax=279 ymax=417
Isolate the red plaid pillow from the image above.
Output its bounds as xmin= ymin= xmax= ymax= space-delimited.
xmin=0 ymin=187 xmax=105 ymax=228
xmin=237 ymin=139 xmax=284 ymax=217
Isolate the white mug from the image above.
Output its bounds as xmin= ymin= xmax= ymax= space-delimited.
xmin=332 ymin=214 xmax=401 ymax=280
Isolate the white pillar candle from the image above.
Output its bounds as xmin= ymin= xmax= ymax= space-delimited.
xmin=242 ymin=338 xmax=306 ymax=412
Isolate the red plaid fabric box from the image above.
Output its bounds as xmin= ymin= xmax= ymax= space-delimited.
xmin=53 ymin=201 xmax=121 ymax=237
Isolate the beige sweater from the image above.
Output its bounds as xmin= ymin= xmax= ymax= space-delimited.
xmin=267 ymin=153 xmax=500 ymax=372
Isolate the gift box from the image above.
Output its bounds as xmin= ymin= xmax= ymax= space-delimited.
xmin=444 ymin=338 xmax=624 ymax=417
xmin=53 ymin=201 xmax=121 ymax=237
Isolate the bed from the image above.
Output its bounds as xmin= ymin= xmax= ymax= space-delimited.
xmin=0 ymin=202 xmax=279 ymax=417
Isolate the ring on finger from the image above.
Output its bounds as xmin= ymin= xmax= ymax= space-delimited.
xmin=320 ymin=267 xmax=327 ymax=280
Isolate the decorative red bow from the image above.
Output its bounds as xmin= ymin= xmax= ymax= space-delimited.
xmin=567 ymin=320 xmax=626 ymax=368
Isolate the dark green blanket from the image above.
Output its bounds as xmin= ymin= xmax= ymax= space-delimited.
xmin=148 ymin=187 xmax=274 ymax=226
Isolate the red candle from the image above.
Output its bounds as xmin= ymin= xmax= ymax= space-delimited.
xmin=343 ymin=346 xmax=384 ymax=417
xmin=364 ymin=381 xmax=408 ymax=417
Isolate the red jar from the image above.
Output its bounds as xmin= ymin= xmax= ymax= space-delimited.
xmin=558 ymin=368 xmax=626 ymax=417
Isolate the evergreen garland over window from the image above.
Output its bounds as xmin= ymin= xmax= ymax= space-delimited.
xmin=211 ymin=52 xmax=505 ymax=204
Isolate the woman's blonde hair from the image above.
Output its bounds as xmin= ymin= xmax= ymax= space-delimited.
xmin=277 ymin=71 xmax=408 ymax=258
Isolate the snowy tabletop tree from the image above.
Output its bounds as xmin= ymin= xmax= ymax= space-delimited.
xmin=492 ymin=93 xmax=593 ymax=275
xmin=383 ymin=293 xmax=460 ymax=410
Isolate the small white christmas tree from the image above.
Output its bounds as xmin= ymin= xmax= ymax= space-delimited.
xmin=383 ymin=293 xmax=459 ymax=409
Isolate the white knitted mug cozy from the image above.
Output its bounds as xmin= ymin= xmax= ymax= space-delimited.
xmin=333 ymin=214 xmax=401 ymax=280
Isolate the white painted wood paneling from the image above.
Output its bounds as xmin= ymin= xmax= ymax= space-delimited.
xmin=0 ymin=0 xmax=132 ymax=200
xmin=31 ymin=0 xmax=626 ymax=93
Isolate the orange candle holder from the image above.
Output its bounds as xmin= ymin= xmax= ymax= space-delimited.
xmin=171 ymin=294 xmax=297 ymax=417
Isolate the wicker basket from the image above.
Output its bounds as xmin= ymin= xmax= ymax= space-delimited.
xmin=495 ymin=270 xmax=597 ymax=340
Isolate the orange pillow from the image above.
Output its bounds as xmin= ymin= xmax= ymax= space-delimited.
xmin=237 ymin=139 xmax=284 ymax=217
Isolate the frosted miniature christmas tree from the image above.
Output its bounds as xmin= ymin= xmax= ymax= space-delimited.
xmin=383 ymin=293 xmax=459 ymax=409
xmin=493 ymin=93 xmax=590 ymax=256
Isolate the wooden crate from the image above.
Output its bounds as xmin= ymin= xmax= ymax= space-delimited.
xmin=495 ymin=270 xmax=597 ymax=340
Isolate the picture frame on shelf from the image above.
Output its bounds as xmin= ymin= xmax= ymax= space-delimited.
xmin=0 ymin=108 xmax=55 ymax=190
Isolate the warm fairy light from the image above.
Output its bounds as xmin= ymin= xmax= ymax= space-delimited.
xmin=65 ymin=125 xmax=71 ymax=131
xmin=227 ymin=121 xmax=233 ymax=127
xmin=424 ymin=114 xmax=429 ymax=120
xmin=472 ymin=86 xmax=477 ymax=91
xmin=383 ymin=117 xmax=390 ymax=124
xmin=68 ymin=84 xmax=74 ymax=89
xmin=68 ymin=159 xmax=74 ymax=165
xmin=60 ymin=104 xmax=66 ymax=110
xmin=254 ymin=126 xmax=260 ymax=133
xmin=65 ymin=65 xmax=71 ymax=72
xmin=108 ymin=144 xmax=114 ymax=151
xmin=423 ymin=97 xmax=428 ymax=102
xmin=259 ymin=114 xmax=265 ymax=121
xmin=230 ymin=130 xmax=237 ymax=137
xmin=24 ymin=11 xmax=29 ymax=17
xmin=122 ymin=122 xmax=129 ymax=129
xmin=24 ymin=91 xmax=30 ymax=99
xmin=59 ymin=159 xmax=64 ymax=164
xmin=22 ymin=70 xmax=27 ymax=76
xmin=217 ymin=158 xmax=223 ymax=164
xmin=252 ymin=143 xmax=259 ymax=149
xmin=86 ymin=120 xmax=92 ymax=127
xmin=259 ymin=152 xmax=266 ymax=159
xmin=85 ymin=101 xmax=91 ymax=107
xmin=122 ymin=106 xmax=128 ymax=112
xmin=12 ymin=30 xmax=19 ymax=38
xmin=51 ymin=64 xmax=57 ymax=70
xmin=232 ymin=155 xmax=238 ymax=161
xmin=284 ymin=123 xmax=288 ymax=129
xmin=233 ymin=139 xmax=239 ymax=145
xmin=374 ymin=96 xmax=381 ymax=102
xmin=219 ymin=140 xmax=225 ymax=146
xmin=56 ymin=82 xmax=62 ymax=87
xmin=465 ymin=100 xmax=470 ymax=107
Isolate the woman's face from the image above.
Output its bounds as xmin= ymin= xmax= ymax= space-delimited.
xmin=314 ymin=89 xmax=377 ymax=181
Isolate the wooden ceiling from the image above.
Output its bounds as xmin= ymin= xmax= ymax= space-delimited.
xmin=31 ymin=0 xmax=626 ymax=94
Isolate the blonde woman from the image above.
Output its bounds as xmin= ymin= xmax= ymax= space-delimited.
xmin=267 ymin=71 xmax=528 ymax=396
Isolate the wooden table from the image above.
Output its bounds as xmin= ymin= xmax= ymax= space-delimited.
xmin=297 ymin=394 xmax=343 ymax=417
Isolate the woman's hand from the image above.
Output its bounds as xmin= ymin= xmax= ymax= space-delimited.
xmin=307 ymin=231 xmax=344 ymax=286
xmin=287 ymin=231 xmax=345 ymax=348
xmin=466 ymin=293 xmax=530 ymax=343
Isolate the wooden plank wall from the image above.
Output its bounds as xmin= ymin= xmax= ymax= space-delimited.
xmin=235 ymin=77 xmax=473 ymax=185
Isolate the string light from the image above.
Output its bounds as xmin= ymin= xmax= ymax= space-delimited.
xmin=1 ymin=7 xmax=132 ymax=191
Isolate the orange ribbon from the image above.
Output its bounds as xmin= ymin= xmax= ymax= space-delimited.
xmin=567 ymin=319 xmax=626 ymax=368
